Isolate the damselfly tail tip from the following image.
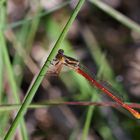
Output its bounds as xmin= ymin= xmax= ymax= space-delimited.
xmin=129 ymin=109 xmax=140 ymax=119
xmin=133 ymin=113 xmax=140 ymax=119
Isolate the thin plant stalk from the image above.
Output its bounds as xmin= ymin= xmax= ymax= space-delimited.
xmin=0 ymin=3 xmax=28 ymax=140
xmin=0 ymin=39 xmax=3 ymax=103
xmin=0 ymin=7 xmax=4 ymax=103
xmin=0 ymin=101 xmax=140 ymax=112
xmin=0 ymin=2 xmax=8 ymax=138
xmin=82 ymin=93 xmax=98 ymax=140
xmin=82 ymin=55 xmax=106 ymax=140
xmin=2 ymin=24 xmax=29 ymax=140
xmin=0 ymin=100 xmax=140 ymax=112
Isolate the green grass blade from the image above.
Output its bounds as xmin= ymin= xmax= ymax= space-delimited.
xmin=4 ymin=0 xmax=85 ymax=139
xmin=0 ymin=41 xmax=4 ymax=137
xmin=81 ymin=53 xmax=107 ymax=140
xmin=0 ymin=1 xmax=5 ymax=101
xmin=0 ymin=101 xmax=139 ymax=112
xmin=0 ymin=4 xmax=28 ymax=140
xmin=82 ymin=93 xmax=98 ymax=140
xmin=0 ymin=113 xmax=9 ymax=138
xmin=0 ymin=31 xmax=3 ymax=103
xmin=3 ymin=45 xmax=20 ymax=101
xmin=89 ymin=0 xmax=140 ymax=33
xmin=2 ymin=30 xmax=29 ymax=140
xmin=0 ymin=3 xmax=10 ymax=138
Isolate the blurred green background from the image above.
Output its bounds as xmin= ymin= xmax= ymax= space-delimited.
xmin=1 ymin=0 xmax=140 ymax=140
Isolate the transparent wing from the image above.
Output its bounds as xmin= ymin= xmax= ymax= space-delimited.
xmin=79 ymin=64 xmax=124 ymax=101
xmin=46 ymin=60 xmax=64 ymax=77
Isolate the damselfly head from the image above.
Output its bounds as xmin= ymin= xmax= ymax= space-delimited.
xmin=54 ymin=49 xmax=64 ymax=62
xmin=58 ymin=49 xmax=64 ymax=55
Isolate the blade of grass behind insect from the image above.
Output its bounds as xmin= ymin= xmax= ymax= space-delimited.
xmin=81 ymin=91 xmax=98 ymax=140
xmin=62 ymin=71 xmax=92 ymax=99
xmin=81 ymin=54 xmax=109 ymax=140
xmin=4 ymin=1 xmax=85 ymax=139
xmin=89 ymin=0 xmax=140 ymax=34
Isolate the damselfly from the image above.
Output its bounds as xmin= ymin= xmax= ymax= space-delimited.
xmin=50 ymin=49 xmax=140 ymax=119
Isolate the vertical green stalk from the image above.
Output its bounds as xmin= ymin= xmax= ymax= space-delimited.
xmin=0 ymin=3 xmax=28 ymax=140
xmin=81 ymin=50 xmax=108 ymax=140
xmin=0 ymin=45 xmax=3 ymax=103
xmin=0 ymin=38 xmax=3 ymax=103
xmin=82 ymin=93 xmax=98 ymax=140
xmin=0 ymin=5 xmax=4 ymax=103
xmin=2 ymin=26 xmax=28 ymax=140
xmin=0 ymin=2 xmax=7 ymax=138
xmin=4 ymin=0 xmax=85 ymax=139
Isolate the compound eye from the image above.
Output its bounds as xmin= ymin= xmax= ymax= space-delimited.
xmin=58 ymin=49 xmax=64 ymax=54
